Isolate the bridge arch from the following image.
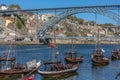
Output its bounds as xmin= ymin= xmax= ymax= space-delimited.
xmin=37 ymin=8 xmax=120 ymax=38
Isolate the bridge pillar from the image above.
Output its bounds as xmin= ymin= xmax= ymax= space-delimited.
xmin=115 ymin=27 xmax=119 ymax=34
xmin=112 ymin=27 xmax=116 ymax=34
xmin=117 ymin=27 xmax=120 ymax=34
xmin=104 ymin=28 xmax=108 ymax=36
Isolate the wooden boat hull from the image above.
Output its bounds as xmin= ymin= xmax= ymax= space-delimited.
xmin=91 ymin=55 xmax=109 ymax=66
xmin=0 ymin=74 xmax=21 ymax=80
xmin=64 ymin=57 xmax=83 ymax=63
xmin=0 ymin=57 xmax=15 ymax=61
xmin=111 ymin=55 xmax=120 ymax=60
xmin=111 ymin=51 xmax=120 ymax=60
xmin=0 ymin=61 xmax=41 ymax=76
xmin=92 ymin=60 xmax=109 ymax=66
xmin=42 ymin=72 xmax=78 ymax=80
xmin=0 ymin=69 xmax=34 ymax=75
xmin=91 ymin=57 xmax=109 ymax=66
xmin=37 ymin=63 xmax=79 ymax=78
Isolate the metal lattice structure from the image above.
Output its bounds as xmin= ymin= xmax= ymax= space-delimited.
xmin=36 ymin=5 xmax=120 ymax=39
xmin=0 ymin=5 xmax=120 ymax=39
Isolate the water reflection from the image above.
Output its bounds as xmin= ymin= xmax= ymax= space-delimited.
xmin=0 ymin=44 xmax=119 ymax=80
xmin=91 ymin=60 xmax=120 ymax=80
xmin=115 ymin=73 xmax=120 ymax=80
xmin=112 ymin=60 xmax=120 ymax=80
xmin=92 ymin=66 xmax=105 ymax=80
xmin=42 ymin=72 xmax=78 ymax=80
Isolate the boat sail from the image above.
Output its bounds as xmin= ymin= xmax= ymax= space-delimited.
xmin=38 ymin=25 xmax=79 ymax=78
xmin=64 ymin=38 xmax=83 ymax=63
xmin=91 ymin=26 xmax=109 ymax=66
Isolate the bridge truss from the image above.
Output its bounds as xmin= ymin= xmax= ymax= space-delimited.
xmin=0 ymin=5 xmax=120 ymax=42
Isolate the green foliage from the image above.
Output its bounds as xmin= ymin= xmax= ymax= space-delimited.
xmin=78 ymin=18 xmax=84 ymax=25
xmin=9 ymin=4 xmax=21 ymax=10
xmin=56 ymin=27 xmax=59 ymax=31
xmin=103 ymin=23 xmax=114 ymax=27
xmin=67 ymin=16 xmax=84 ymax=25
xmin=98 ymin=23 xmax=114 ymax=27
xmin=83 ymin=28 xmax=90 ymax=33
xmin=66 ymin=15 xmax=114 ymax=28
xmin=0 ymin=27 xmax=4 ymax=31
xmin=65 ymin=31 xmax=74 ymax=36
xmin=67 ymin=16 xmax=77 ymax=21
xmin=17 ymin=18 xmax=22 ymax=29
xmin=89 ymin=21 xmax=95 ymax=26
xmin=67 ymin=16 xmax=73 ymax=19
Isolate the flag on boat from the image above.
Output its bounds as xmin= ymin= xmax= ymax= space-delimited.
xmin=26 ymin=59 xmax=37 ymax=69
xmin=101 ymin=48 xmax=105 ymax=53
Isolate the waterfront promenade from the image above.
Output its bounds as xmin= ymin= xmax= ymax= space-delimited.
xmin=0 ymin=39 xmax=117 ymax=45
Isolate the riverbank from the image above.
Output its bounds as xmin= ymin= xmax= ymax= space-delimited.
xmin=56 ymin=39 xmax=118 ymax=44
xmin=0 ymin=39 xmax=118 ymax=45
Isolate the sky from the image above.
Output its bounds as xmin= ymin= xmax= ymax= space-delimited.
xmin=0 ymin=0 xmax=120 ymax=25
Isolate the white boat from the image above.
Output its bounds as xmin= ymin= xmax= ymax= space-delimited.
xmin=37 ymin=63 xmax=79 ymax=78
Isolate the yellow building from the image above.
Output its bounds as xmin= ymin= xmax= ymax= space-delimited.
xmin=5 ymin=18 xmax=14 ymax=27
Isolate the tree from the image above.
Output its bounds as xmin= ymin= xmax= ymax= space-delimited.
xmin=65 ymin=31 xmax=73 ymax=36
xmin=17 ymin=18 xmax=22 ymax=29
xmin=9 ymin=4 xmax=21 ymax=10
xmin=78 ymin=18 xmax=84 ymax=25
xmin=0 ymin=26 xmax=4 ymax=34
xmin=89 ymin=21 xmax=95 ymax=26
xmin=103 ymin=23 xmax=114 ymax=27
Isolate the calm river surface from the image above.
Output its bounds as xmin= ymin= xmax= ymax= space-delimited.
xmin=0 ymin=44 xmax=120 ymax=80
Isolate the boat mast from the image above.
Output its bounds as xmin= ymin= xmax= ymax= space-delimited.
xmin=5 ymin=39 xmax=12 ymax=70
xmin=71 ymin=15 xmax=75 ymax=59
xmin=71 ymin=38 xmax=74 ymax=52
xmin=94 ymin=13 xmax=99 ymax=50
xmin=118 ymin=7 xmax=120 ymax=48
xmin=97 ymin=26 xmax=100 ymax=49
xmin=53 ymin=24 xmax=57 ymax=62
xmin=71 ymin=38 xmax=74 ymax=59
xmin=53 ymin=11 xmax=57 ymax=62
xmin=115 ymin=7 xmax=120 ymax=49
xmin=12 ymin=14 xmax=16 ymax=67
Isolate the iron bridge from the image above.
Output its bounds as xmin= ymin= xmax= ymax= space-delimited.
xmin=0 ymin=5 xmax=120 ymax=43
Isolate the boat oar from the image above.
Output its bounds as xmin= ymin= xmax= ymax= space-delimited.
xmin=21 ymin=67 xmax=38 ymax=80
xmin=21 ymin=61 xmax=41 ymax=79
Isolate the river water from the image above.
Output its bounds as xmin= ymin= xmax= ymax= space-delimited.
xmin=0 ymin=44 xmax=120 ymax=80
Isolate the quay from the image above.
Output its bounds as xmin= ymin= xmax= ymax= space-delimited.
xmin=0 ymin=39 xmax=117 ymax=45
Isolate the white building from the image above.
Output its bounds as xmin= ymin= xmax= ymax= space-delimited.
xmin=0 ymin=4 xmax=8 ymax=10
xmin=40 ymin=14 xmax=52 ymax=21
xmin=41 ymin=15 xmax=49 ymax=21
